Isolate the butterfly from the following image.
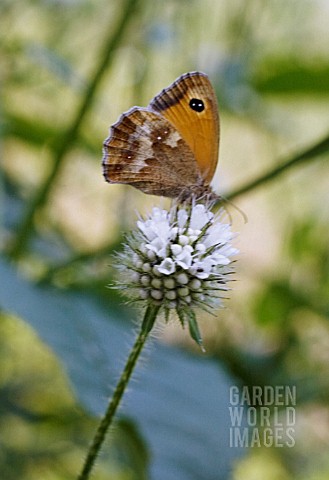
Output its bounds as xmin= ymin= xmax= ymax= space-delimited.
xmin=102 ymin=72 xmax=220 ymax=201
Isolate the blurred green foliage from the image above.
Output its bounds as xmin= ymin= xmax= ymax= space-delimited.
xmin=1 ymin=0 xmax=329 ymax=479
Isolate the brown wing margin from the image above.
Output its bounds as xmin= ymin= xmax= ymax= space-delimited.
xmin=149 ymin=72 xmax=220 ymax=185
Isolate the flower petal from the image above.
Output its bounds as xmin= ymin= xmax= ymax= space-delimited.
xmin=158 ymin=258 xmax=176 ymax=275
xmin=176 ymin=245 xmax=193 ymax=269
xmin=177 ymin=208 xmax=188 ymax=228
xmin=190 ymin=204 xmax=213 ymax=230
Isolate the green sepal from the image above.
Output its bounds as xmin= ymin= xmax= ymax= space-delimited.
xmin=176 ymin=308 xmax=186 ymax=328
xmin=164 ymin=308 xmax=170 ymax=324
xmin=187 ymin=310 xmax=205 ymax=352
xmin=177 ymin=308 xmax=205 ymax=351
xmin=141 ymin=304 xmax=161 ymax=334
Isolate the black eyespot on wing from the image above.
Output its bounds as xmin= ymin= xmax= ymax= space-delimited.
xmin=189 ymin=98 xmax=205 ymax=112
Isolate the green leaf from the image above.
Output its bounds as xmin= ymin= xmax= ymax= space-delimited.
xmin=253 ymin=61 xmax=329 ymax=95
xmin=3 ymin=111 xmax=100 ymax=154
xmin=253 ymin=281 xmax=307 ymax=327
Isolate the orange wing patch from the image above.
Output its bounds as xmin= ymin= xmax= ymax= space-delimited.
xmin=149 ymin=72 xmax=219 ymax=185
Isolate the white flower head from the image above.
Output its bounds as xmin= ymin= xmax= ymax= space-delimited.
xmin=114 ymin=202 xmax=238 ymax=349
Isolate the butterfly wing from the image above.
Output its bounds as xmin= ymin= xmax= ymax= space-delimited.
xmin=149 ymin=71 xmax=220 ymax=185
xmin=102 ymin=107 xmax=202 ymax=198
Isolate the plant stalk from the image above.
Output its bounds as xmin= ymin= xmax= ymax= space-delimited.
xmin=9 ymin=0 xmax=141 ymax=259
xmin=77 ymin=304 xmax=159 ymax=480
xmin=224 ymin=131 xmax=329 ymax=201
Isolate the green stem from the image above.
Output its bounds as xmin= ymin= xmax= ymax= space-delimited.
xmin=35 ymin=131 xmax=329 ymax=284
xmin=77 ymin=304 xmax=160 ymax=480
xmin=37 ymin=234 xmax=124 ymax=285
xmin=9 ymin=0 xmax=141 ymax=259
xmin=224 ymin=131 xmax=329 ymax=201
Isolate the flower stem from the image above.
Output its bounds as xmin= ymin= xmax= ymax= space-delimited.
xmin=223 ymin=131 xmax=329 ymax=201
xmin=9 ymin=0 xmax=141 ymax=260
xmin=77 ymin=304 xmax=160 ymax=480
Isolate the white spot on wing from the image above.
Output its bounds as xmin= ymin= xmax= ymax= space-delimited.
xmin=126 ymin=128 xmax=154 ymax=173
xmin=163 ymin=130 xmax=181 ymax=147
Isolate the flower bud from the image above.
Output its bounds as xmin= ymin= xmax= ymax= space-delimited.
xmin=151 ymin=289 xmax=163 ymax=300
xmin=178 ymin=287 xmax=189 ymax=297
xmin=151 ymin=278 xmax=162 ymax=289
xmin=176 ymin=273 xmax=189 ymax=285
xmin=140 ymin=275 xmax=151 ymax=286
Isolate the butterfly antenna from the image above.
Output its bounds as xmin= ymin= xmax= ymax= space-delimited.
xmin=216 ymin=195 xmax=248 ymax=224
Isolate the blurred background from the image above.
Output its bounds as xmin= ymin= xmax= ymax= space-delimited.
xmin=1 ymin=0 xmax=329 ymax=479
